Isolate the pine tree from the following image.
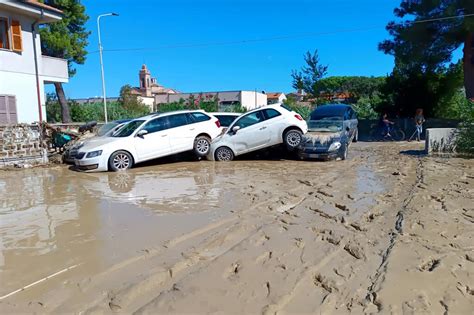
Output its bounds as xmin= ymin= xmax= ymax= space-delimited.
xmin=39 ymin=0 xmax=90 ymax=122
xmin=380 ymin=0 xmax=474 ymax=99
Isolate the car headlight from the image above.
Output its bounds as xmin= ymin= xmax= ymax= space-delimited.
xmin=86 ymin=150 xmax=103 ymax=158
xmin=328 ymin=142 xmax=341 ymax=151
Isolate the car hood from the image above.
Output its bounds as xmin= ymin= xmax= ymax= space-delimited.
xmin=79 ymin=136 xmax=124 ymax=151
xmin=303 ymin=131 xmax=342 ymax=147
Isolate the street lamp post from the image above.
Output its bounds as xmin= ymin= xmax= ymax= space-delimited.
xmin=97 ymin=12 xmax=118 ymax=123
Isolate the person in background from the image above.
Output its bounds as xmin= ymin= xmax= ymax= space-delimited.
xmin=381 ymin=113 xmax=395 ymax=137
xmin=413 ymin=108 xmax=425 ymax=142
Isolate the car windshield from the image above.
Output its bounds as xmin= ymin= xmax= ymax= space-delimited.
xmin=308 ymin=117 xmax=343 ymax=132
xmin=97 ymin=122 xmax=120 ymax=137
xmin=112 ymin=120 xmax=145 ymax=137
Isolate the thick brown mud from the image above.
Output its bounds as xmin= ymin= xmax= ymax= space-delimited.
xmin=0 ymin=142 xmax=473 ymax=314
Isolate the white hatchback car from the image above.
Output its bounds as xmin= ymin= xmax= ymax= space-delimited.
xmin=208 ymin=105 xmax=308 ymax=161
xmin=74 ymin=110 xmax=221 ymax=172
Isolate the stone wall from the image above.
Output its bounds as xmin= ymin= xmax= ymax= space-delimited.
xmin=0 ymin=124 xmax=47 ymax=167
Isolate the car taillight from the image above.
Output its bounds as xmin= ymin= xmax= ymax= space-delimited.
xmin=295 ymin=114 xmax=303 ymax=121
xmin=215 ymin=120 xmax=221 ymax=128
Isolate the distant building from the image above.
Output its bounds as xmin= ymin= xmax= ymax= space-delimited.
xmin=0 ymin=0 xmax=69 ymax=124
xmin=266 ymin=92 xmax=286 ymax=105
xmin=287 ymin=89 xmax=306 ymax=102
xmin=132 ymin=64 xmax=179 ymax=110
xmin=156 ymin=91 xmax=267 ymax=111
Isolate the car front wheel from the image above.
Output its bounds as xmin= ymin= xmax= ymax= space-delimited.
xmin=109 ymin=150 xmax=133 ymax=171
xmin=284 ymin=129 xmax=303 ymax=150
xmin=194 ymin=136 xmax=211 ymax=157
xmin=215 ymin=146 xmax=234 ymax=161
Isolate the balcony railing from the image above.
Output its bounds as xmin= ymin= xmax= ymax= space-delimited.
xmin=41 ymin=55 xmax=68 ymax=82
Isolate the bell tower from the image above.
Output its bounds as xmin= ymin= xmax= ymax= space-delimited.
xmin=139 ymin=64 xmax=152 ymax=97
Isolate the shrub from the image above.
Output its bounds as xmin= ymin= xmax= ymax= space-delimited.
xmin=455 ymin=100 xmax=474 ymax=154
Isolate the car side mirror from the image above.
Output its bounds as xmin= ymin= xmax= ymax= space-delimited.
xmin=346 ymin=127 xmax=350 ymax=132
xmin=137 ymin=129 xmax=148 ymax=138
xmin=232 ymin=126 xmax=241 ymax=134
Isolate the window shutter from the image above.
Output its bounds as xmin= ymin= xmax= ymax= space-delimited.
xmin=11 ymin=20 xmax=22 ymax=52
xmin=0 ymin=96 xmax=18 ymax=124
xmin=0 ymin=96 xmax=7 ymax=124
xmin=7 ymin=96 xmax=17 ymax=124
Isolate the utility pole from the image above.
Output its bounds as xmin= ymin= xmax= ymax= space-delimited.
xmin=97 ymin=12 xmax=119 ymax=123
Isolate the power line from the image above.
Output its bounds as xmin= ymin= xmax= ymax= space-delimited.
xmin=91 ymin=13 xmax=474 ymax=54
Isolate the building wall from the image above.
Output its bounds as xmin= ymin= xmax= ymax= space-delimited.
xmin=0 ymin=9 xmax=68 ymax=124
xmin=138 ymin=96 xmax=155 ymax=110
xmin=240 ymin=91 xmax=267 ymax=110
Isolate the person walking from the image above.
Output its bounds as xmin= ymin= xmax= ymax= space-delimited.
xmin=409 ymin=108 xmax=425 ymax=142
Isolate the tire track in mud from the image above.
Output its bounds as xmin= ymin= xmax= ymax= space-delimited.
xmin=364 ymin=156 xmax=425 ymax=312
xmin=69 ymin=161 xmax=358 ymax=313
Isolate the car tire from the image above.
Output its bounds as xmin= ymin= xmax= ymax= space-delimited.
xmin=283 ymin=129 xmax=303 ymax=150
xmin=353 ymin=128 xmax=359 ymax=143
xmin=194 ymin=136 xmax=211 ymax=157
xmin=339 ymin=144 xmax=348 ymax=161
xmin=109 ymin=150 xmax=133 ymax=172
xmin=215 ymin=146 xmax=234 ymax=161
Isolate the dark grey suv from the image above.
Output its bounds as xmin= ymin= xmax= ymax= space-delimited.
xmin=298 ymin=104 xmax=358 ymax=160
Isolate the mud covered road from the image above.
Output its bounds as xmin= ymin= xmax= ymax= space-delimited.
xmin=0 ymin=142 xmax=473 ymax=314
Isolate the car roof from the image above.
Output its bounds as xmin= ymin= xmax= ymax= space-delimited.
xmin=132 ymin=110 xmax=207 ymax=121
xmin=311 ymin=104 xmax=352 ymax=116
xmin=210 ymin=112 xmax=241 ymax=116
xmin=114 ymin=119 xmax=132 ymax=124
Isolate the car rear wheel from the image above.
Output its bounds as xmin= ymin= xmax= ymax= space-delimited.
xmin=284 ymin=129 xmax=303 ymax=150
xmin=109 ymin=150 xmax=133 ymax=171
xmin=215 ymin=146 xmax=234 ymax=161
xmin=194 ymin=136 xmax=211 ymax=157
xmin=353 ymin=128 xmax=359 ymax=143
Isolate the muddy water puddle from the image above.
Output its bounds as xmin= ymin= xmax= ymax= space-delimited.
xmin=0 ymin=162 xmax=252 ymax=296
xmin=0 ymin=146 xmax=389 ymax=305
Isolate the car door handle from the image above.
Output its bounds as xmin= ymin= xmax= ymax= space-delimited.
xmin=259 ymin=127 xmax=267 ymax=130
xmin=161 ymin=134 xmax=168 ymax=137
xmin=189 ymin=128 xmax=195 ymax=131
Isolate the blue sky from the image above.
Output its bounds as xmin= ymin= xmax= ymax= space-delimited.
xmin=52 ymin=0 xmax=404 ymax=98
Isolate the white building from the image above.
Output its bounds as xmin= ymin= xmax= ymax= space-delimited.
xmin=0 ymin=0 xmax=68 ymax=124
xmin=156 ymin=91 xmax=268 ymax=111
xmin=266 ymin=92 xmax=287 ymax=105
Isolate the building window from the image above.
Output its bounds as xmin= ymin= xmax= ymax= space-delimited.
xmin=0 ymin=17 xmax=9 ymax=49
xmin=11 ymin=20 xmax=22 ymax=52
xmin=0 ymin=95 xmax=18 ymax=125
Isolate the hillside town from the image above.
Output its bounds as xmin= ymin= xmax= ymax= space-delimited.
xmin=0 ymin=0 xmax=473 ymax=314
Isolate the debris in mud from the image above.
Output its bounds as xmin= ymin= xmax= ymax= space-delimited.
xmin=335 ymin=203 xmax=349 ymax=212
xmin=297 ymin=179 xmax=313 ymax=187
xmin=108 ymin=301 xmax=122 ymax=312
xmin=419 ymin=258 xmax=441 ymax=272
xmin=392 ymin=172 xmax=401 ymax=176
xmin=344 ymin=242 xmax=366 ymax=260
xmin=313 ymin=274 xmax=338 ymax=293
xmin=317 ymin=189 xmax=334 ymax=198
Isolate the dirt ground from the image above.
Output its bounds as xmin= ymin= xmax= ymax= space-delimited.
xmin=0 ymin=142 xmax=473 ymax=314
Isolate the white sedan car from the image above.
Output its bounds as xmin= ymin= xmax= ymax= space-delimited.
xmin=208 ymin=104 xmax=308 ymax=161
xmin=74 ymin=110 xmax=221 ymax=172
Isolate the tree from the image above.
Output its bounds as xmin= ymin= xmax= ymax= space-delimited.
xmin=118 ymin=84 xmax=150 ymax=117
xmin=379 ymin=0 xmax=474 ymax=99
xmin=291 ymin=50 xmax=328 ymax=97
xmin=39 ymin=0 xmax=90 ymax=122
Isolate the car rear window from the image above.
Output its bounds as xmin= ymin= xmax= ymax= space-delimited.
xmin=190 ymin=112 xmax=211 ymax=123
xmin=280 ymin=104 xmax=292 ymax=112
xmin=215 ymin=115 xmax=237 ymax=127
